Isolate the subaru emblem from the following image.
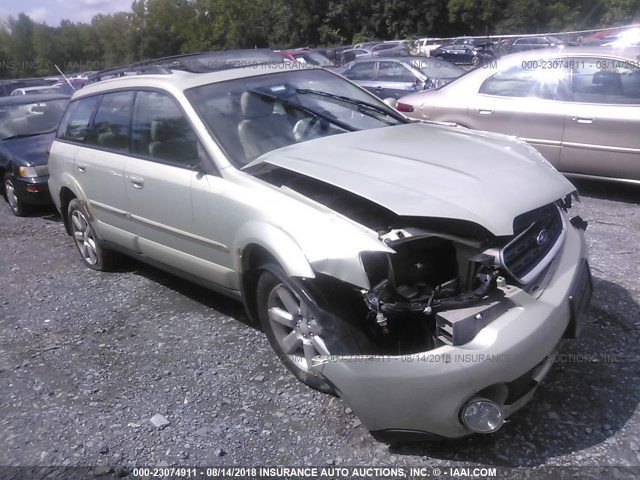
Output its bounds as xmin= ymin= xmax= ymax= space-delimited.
xmin=536 ymin=229 xmax=549 ymax=246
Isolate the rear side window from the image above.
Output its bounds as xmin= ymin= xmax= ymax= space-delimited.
xmin=480 ymin=62 xmax=569 ymax=99
xmin=57 ymin=96 xmax=100 ymax=143
xmin=378 ymin=61 xmax=416 ymax=82
xmin=89 ymin=91 xmax=134 ymax=152
xmin=131 ymin=90 xmax=200 ymax=167
xmin=570 ymin=57 xmax=640 ymax=104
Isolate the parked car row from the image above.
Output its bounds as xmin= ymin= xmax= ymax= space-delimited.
xmin=2 ymin=48 xmax=593 ymax=443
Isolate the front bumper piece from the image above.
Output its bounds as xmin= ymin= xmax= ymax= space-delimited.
xmin=312 ymin=223 xmax=591 ymax=441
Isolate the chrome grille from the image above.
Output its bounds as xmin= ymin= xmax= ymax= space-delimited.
xmin=501 ymin=204 xmax=565 ymax=284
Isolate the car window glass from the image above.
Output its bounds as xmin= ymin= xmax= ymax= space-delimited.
xmin=57 ymin=96 xmax=100 ymax=143
xmin=89 ymin=91 xmax=133 ymax=152
xmin=569 ymin=57 xmax=640 ymax=104
xmin=344 ymin=62 xmax=376 ymax=80
xmin=131 ymin=90 xmax=200 ymax=166
xmin=378 ymin=62 xmax=416 ymax=82
xmin=186 ymin=69 xmax=403 ymax=167
xmin=480 ymin=61 xmax=568 ymax=99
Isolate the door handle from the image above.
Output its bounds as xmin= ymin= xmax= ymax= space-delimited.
xmin=572 ymin=116 xmax=593 ymax=124
xmin=477 ymin=109 xmax=493 ymax=115
xmin=129 ymin=175 xmax=144 ymax=189
xmin=77 ymin=163 xmax=86 ymax=173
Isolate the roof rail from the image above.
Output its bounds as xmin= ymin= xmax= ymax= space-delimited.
xmin=88 ymin=49 xmax=287 ymax=84
xmin=87 ymin=63 xmax=173 ymax=83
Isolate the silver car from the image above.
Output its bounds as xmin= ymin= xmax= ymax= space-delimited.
xmin=48 ymin=59 xmax=591 ymax=441
xmin=398 ymin=47 xmax=640 ymax=184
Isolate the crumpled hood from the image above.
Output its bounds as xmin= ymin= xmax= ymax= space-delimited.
xmin=246 ymin=123 xmax=575 ymax=236
xmin=0 ymin=133 xmax=54 ymax=166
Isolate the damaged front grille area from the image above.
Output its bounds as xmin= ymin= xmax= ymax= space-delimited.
xmin=500 ymin=204 xmax=565 ymax=284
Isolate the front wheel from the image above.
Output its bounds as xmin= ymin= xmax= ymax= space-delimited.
xmin=4 ymin=174 xmax=28 ymax=216
xmin=68 ymin=198 xmax=119 ymax=271
xmin=256 ymin=264 xmax=368 ymax=394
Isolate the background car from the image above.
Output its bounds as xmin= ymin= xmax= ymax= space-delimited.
xmin=338 ymin=47 xmax=374 ymax=63
xmin=370 ymin=40 xmax=411 ymax=56
xmin=0 ymin=94 xmax=70 ymax=215
xmin=506 ymin=35 xmax=564 ymax=52
xmin=0 ymin=78 xmax=58 ymax=97
xmin=599 ymin=27 xmax=640 ymax=47
xmin=337 ymin=56 xmax=464 ymax=100
xmin=412 ymin=37 xmax=444 ymax=56
xmin=431 ymin=42 xmax=494 ymax=66
xmin=10 ymin=85 xmax=61 ymax=96
xmin=398 ymin=47 xmax=640 ymax=183
xmin=277 ymin=49 xmax=335 ymax=68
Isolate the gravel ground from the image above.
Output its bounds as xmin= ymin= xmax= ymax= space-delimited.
xmin=1 ymin=179 xmax=639 ymax=475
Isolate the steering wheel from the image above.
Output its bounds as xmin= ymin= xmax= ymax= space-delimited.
xmin=293 ymin=116 xmax=322 ymax=141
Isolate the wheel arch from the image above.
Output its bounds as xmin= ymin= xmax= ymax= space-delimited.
xmin=59 ymin=187 xmax=78 ymax=235
xmin=235 ymin=224 xmax=315 ymax=324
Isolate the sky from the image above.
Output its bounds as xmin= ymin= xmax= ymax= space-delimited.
xmin=0 ymin=0 xmax=134 ymax=26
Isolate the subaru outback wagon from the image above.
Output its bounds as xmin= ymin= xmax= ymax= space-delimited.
xmin=48 ymin=53 xmax=592 ymax=442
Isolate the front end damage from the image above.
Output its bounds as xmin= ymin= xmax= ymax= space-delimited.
xmin=316 ymin=210 xmax=590 ymax=440
xmin=250 ymin=163 xmax=591 ymax=440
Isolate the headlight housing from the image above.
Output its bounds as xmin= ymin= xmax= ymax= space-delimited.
xmin=18 ymin=165 xmax=49 ymax=177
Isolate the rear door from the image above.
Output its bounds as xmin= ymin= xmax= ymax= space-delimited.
xmin=70 ymin=92 xmax=137 ymax=249
xmin=375 ymin=61 xmax=421 ymax=99
xmin=469 ymin=61 xmax=569 ymax=166
xmin=560 ymin=56 xmax=640 ymax=180
xmin=341 ymin=61 xmax=379 ymax=95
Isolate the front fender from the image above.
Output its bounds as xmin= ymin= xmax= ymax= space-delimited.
xmin=234 ymin=221 xmax=315 ymax=280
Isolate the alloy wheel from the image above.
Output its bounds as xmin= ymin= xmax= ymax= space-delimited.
xmin=5 ymin=179 xmax=19 ymax=213
xmin=71 ymin=210 xmax=98 ymax=265
xmin=267 ymin=283 xmax=331 ymax=373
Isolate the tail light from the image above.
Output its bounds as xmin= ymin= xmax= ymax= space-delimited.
xmin=396 ymin=102 xmax=415 ymax=112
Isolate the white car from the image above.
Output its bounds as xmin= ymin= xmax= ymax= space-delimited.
xmin=48 ymin=50 xmax=592 ymax=442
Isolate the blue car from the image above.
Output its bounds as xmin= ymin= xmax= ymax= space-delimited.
xmin=0 ymin=94 xmax=69 ymax=215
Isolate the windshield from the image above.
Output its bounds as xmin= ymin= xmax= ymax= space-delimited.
xmin=0 ymin=98 xmax=69 ymax=141
xmin=186 ymin=69 xmax=405 ymax=167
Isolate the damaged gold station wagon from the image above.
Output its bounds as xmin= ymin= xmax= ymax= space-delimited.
xmin=47 ymin=50 xmax=593 ymax=442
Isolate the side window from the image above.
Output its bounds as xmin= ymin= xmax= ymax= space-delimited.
xmin=343 ymin=62 xmax=376 ymax=80
xmin=131 ymin=90 xmax=200 ymax=166
xmin=378 ymin=61 xmax=416 ymax=82
xmin=57 ymin=96 xmax=100 ymax=143
xmin=480 ymin=62 xmax=568 ymax=99
xmin=89 ymin=91 xmax=134 ymax=152
xmin=570 ymin=57 xmax=640 ymax=104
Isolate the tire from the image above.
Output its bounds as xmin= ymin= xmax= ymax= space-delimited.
xmin=256 ymin=264 xmax=369 ymax=395
xmin=67 ymin=198 xmax=119 ymax=271
xmin=4 ymin=174 xmax=28 ymax=217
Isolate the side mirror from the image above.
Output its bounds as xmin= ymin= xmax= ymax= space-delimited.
xmin=383 ymin=98 xmax=397 ymax=108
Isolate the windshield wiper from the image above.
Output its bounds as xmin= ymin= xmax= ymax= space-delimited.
xmin=246 ymin=89 xmax=356 ymax=132
xmin=296 ymin=89 xmax=408 ymax=123
xmin=2 ymin=129 xmax=56 ymax=141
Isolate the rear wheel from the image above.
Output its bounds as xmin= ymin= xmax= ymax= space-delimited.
xmin=4 ymin=174 xmax=27 ymax=216
xmin=256 ymin=264 xmax=368 ymax=394
xmin=68 ymin=198 xmax=119 ymax=271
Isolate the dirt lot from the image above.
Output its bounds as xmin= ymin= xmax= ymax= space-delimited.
xmin=1 ymin=179 xmax=639 ymax=474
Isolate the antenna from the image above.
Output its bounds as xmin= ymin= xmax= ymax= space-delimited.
xmin=54 ymin=65 xmax=76 ymax=92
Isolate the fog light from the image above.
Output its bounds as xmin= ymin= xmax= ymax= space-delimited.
xmin=26 ymin=185 xmax=39 ymax=192
xmin=461 ymin=398 xmax=504 ymax=433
